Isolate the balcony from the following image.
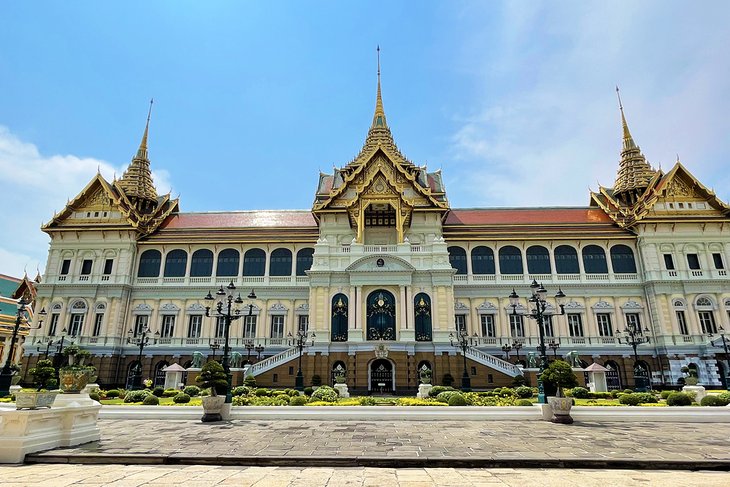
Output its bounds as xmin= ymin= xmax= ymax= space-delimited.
xmin=133 ymin=276 xmax=310 ymax=287
xmin=453 ymin=273 xmax=639 ymax=286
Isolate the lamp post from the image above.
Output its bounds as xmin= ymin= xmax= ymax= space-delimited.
xmin=205 ymin=285 xmax=255 ymax=404
xmin=208 ymin=341 xmax=220 ymax=362
xmin=127 ymin=325 xmax=158 ymax=390
xmin=244 ymin=339 xmax=255 ymax=365
xmin=0 ymin=296 xmax=30 ymax=397
xmin=509 ymin=281 xmax=566 ymax=404
xmin=708 ymin=326 xmax=730 ymax=392
xmin=449 ymin=329 xmax=477 ymax=392
xmin=548 ymin=339 xmax=561 ymax=359
xmin=512 ymin=341 xmax=524 ymax=364
xmin=616 ymin=319 xmax=650 ymax=391
xmin=288 ymin=329 xmax=315 ymax=391
xmin=254 ymin=344 xmax=265 ymax=361
xmin=501 ymin=343 xmax=512 ymax=360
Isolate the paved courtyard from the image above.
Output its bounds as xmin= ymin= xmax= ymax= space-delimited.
xmin=27 ymin=419 xmax=730 ymax=469
xmin=0 ymin=465 xmax=729 ymax=487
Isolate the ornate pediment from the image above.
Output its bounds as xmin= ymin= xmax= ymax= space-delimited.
xmin=345 ymin=255 xmax=415 ymax=273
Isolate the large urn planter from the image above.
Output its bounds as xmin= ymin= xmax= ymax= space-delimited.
xmin=15 ymin=391 xmax=59 ymax=410
xmin=547 ymin=396 xmax=574 ymax=424
xmin=59 ymin=368 xmax=93 ymax=394
xmin=201 ymin=395 xmax=225 ymax=422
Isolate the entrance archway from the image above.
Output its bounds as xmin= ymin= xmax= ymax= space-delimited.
xmin=369 ymin=358 xmax=394 ymax=393
xmin=603 ymin=360 xmax=622 ymax=390
xmin=366 ymin=290 xmax=396 ymax=340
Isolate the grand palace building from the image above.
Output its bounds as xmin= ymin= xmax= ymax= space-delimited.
xmin=20 ymin=72 xmax=730 ymax=393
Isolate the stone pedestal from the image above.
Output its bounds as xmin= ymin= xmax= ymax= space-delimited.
xmin=682 ymin=385 xmax=707 ymax=403
xmin=417 ymin=383 xmax=433 ymax=399
xmin=334 ymin=383 xmax=350 ymax=398
xmin=9 ymin=385 xmax=21 ymax=395
xmin=220 ymin=402 xmax=232 ymax=421
xmin=82 ymin=383 xmax=100 ymax=394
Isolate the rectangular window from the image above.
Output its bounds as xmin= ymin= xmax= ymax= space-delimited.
xmin=48 ymin=313 xmax=60 ymax=336
xmin=273 ymin=373 xmax=278 ymax=383
xmin=687 ymin=254 xmax=701 ymax=270
xmin=541 ymin=315 xmax=554 ymax=338
xmin=509 ymin=314 xmax=524 ymax=337
xmin=626 ymin=313 xmax=642 ymax=333
xmin=596 ymin=313 xmax=613 ymax=337
xmin=663 ymin=254 xmax=675 ymax=270
xmin=480 ymin=315 xmax=495 ymax=337
xmin=243 ymin=315 xmax=257 ymax=339
xmin=60 ymin=259 xmax=71 ymax=275
xmin=103 ymin=259 xmax=114 ymax=275
xmin=81 ymin=259 xmax=93 ymax=275
xmin=134 ymin=315 xmax=149 ymax=336
xmin=297 ymin=315 xmax=309 ymax=333
xmin=676 ymin=311 xmax=689 ymax=335
xmin=712 ymin=253 xmax=725 ymax=270
xmin=698 ymin=311 xmax=717 ymax=334
xmin=69 ymin=314 xmax=85 ymax=336
xmin=160 ymin=315 xmax=175 ymax=338
xmin=270 ymin=315 xmax=284 ymax=339
xmin=454 ymin=314 xmax=467 ymax=332
xmin=188 ymin=315 xmax=202 ymax=338
xmin=288 ymin=366 xmax=294 ymax=375
xmin=568 ymin=314 xmax=584 ymax=337
xmin=470 ymin=366 xmax=477 ymax=376
xmin=215 ymin=316 xmax=226 ymax=338
xmin=93 ymin=313 xmax=104 ymax=337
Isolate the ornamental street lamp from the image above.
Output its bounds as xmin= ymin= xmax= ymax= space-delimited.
xmin=127 ymin=325 xmax=159 ymax=390
xmin=501 ymin=343 xmax=512 ymax=360
xmin=244 ymin=339 xmax=255 ymax=364
xmin=509 ymin=281 xmax=566 ymax=404
xmin=208 ymin=341 xmax=221 ymax=362
xmin=548 ymin=339 xmax=561 ymax=359
xmin=449 ymin=329 xmax=478 ymax=392
xmin=616 ymin=319 xmax=650 ymax=391
xmin=288 ymin=329 xmax=315 ymax=391
xmin=512 ymin=341 xmax=524 ymax=364
xmin=205 ymin=285 xmax=255 ymax=404
xmin=708 ymin=326 xmax=730 ymax=392
xmin=0 ymin=296 xmax=31 ymax=397
xmin=254 ymin=344 xmax=265 ymax=361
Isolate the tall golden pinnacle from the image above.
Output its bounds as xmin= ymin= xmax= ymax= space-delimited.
xmin=117 ymin=99 xmax=159 ymax=213
xmin=136 ymin=98 xmax=153 ymax=160
xmin=372 ymin=45 xmax=388 ymax=129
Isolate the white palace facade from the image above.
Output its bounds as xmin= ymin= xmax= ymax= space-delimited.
xmin=21 ymin=75 xmax=730 ymax=393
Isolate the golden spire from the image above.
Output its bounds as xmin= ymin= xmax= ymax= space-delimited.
xmin=136 ymin=98 xmax=153 ymax=159
xmin=616 ymin=87 xmax=636 ymax=151
xmin=117 ymin=99 xmax=159 ymax=214
xmin=371 ymin=45 xmax=388 ymax=129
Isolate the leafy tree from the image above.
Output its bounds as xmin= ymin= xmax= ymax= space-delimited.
xmin=196 ymin=361 xmax=228 ymax=396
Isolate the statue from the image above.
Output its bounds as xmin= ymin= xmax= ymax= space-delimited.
xmin=230 ymin=351 xmax=243 ymax=368
xmin=567 ymin=351 xmax=582 ymax=368
xmin=191 ymin=351 xmax=204 ymax=368
xmin=527 ymin=352 xmax=538 ymax=368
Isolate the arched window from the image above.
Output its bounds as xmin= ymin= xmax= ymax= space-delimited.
xmin=243 ymin=249 xmax=266 ymax=276
xmin=499 ymin=246 xmax=523 ymax=274
xmin=366 ymin=290 xmax=396 ymax=340
xmin=331 ymin=293 xmax=348 ymax=342
xmin=163 ymin=249 xmax=187 ymax=277
xmin=610 ymin=245 xmax=637 ymax=273
xmin=216 ymin=249 xmax=240 ymax=277
xmin=296 ymin=248 xmax=314 ymax=276
xmin=137 ymin=249 xmax=161 ymax=277
xmin=331 ymin=361 xmax=346 ymax=385
xmin=603 ymin=360 xmax=622 ymax=391
xmin=471 ymin=246 xmax=495 ymax=274
xmin=582 ymin=245 xmax=608 ymax=274
xmin=447 ymin=246 xmax=467 ymax=275
xmin=526 ymin=245 xmax=551 ymax=274
xmin=190 ymin=249 xmax=213 ymax=277
xmin=554 ymin=245 xmax=579 ymax=274
xmin=414 ymin=293 xmax=432 ymax=342
xmin=270 ymin=248 xmax=292 ymax=276
xmin=154 ymin=360 xmax=169 ymax=387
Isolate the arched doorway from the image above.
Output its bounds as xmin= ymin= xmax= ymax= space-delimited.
xmin=603 ymin=360 xmax=622 ymax=391
xmin=154 ymin=360 xmax=169 ymax=388
xmin=634 ymin=360 xmax=651 ymax=391
xmin=367 ymin=290 xmax=396 ymax=340
xmin=126 ymin=360 xmax=141 ymax=389
xmin=369 ymin=359 xmax=394 ymax=393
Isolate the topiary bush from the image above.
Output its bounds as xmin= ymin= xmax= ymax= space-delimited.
xmin=254 ymin=388 xmax=271 ymax=397
xmin=442 ymin=373 xmax=455 ymax=386
xmin=359 ymin=397 xmax=378 ymax=406
xmin=569 ymin=387 xmax=590 ymax=399
xmin=623 ymin=389 xmax=634 ymax=395
xmin=173 ymin=393 xmax=191 ymax=404
xmin=143 ymin=394 xmax=160 ymax=405
xmin=310 ymin=385 xmax=338 ymax=402
xmin=633 ymin=392 xmax=658 ymax=404
xmin=286 ymin=389 xmax=299 ymax=397
xmin=232 ymin=396 xmax=252 ymax=406
xmin=515 ymin=386 xmax=534 ymax=399
xmin=106 ymin=389 xmax=120 ymax=398
xmin=447 ymin=393 xmax=467 ymax=406
xmin=231 ymin=386 xmax=249 ymax=397
xmin=666 ymin=392 xmax=693 ymax=406
xmin=610 ymin=389 xmax=621 ymax=398
xmin=124 ymin=389 xmax=152 ymax=403
xmin=311 ymin=375 xmax=322 ymax=386
xmin=436 ymin=391 xmax=461 ymax=403
xmin=700 ymin=395 xmax=729 ymax=407
xmin=428 ymin=386 xmax=455 ymax=398
xmin=183 ymin=385 xmax=201 ymax=397
xmin=243 ymin=375 xmax=257 ymax=387
xmin=660 ymin=390 xmax=673 ymax=400
xmin=89 ymin=392 xmax=101 ymax=402
xmin=303 ymin=386 xmax=314 ymax=396
xmin=618 ymin=393 xmax=642 ymax=406
xmin=152 ymin=386 xmax=165 ymax=397
xmin=717 ymin=392 xmax=730 ymax=404
xmin=511 ymin=374 xmax=527 ymax=387
xmin=163 ymin=389 xmax=180 ymax=397
xmin=289 ymin=395 xmax=308 ymax=406
xmin=516 ymin=399 xmax=533 ymax=406
xmin=196 ymin=361 xmax=228 ymax=396
xmin=540 ymin=360 xmax=579 ymax=396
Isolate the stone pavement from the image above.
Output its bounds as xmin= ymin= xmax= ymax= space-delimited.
xmin=26 ymin=419 xmax=730 ymax=470
xmin=1 ymin=465 xmax=729 ymax=487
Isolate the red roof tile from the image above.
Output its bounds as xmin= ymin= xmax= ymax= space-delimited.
xmin=445 ymin=208 xmax=613 ymax=225
xmin=160 ymin=211 xmax=317 ymax=229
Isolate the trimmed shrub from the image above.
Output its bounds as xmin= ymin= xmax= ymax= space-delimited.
xmin=588 ymin=392 xmax=612 ymax=399
xmin=569 ymin=387 xmax=590 ymax=399
xmin=124 ymin=389 xmax=151 ymax=403
xmin=163 ymin=389 xmax=180 ymax=397
xmin=173 ymin=393 xmax=191 ymax=404
xmin=311 ymin=375 xmax=322 ymax=386
xmin=310 ymin=385 xmax=338 ymax=403
xmin=303 ymin=386 xmax=314 ymax=396
xmin=254 ymin=388 xmax=271 ymax=397
xmin=289 ymin=395 xmax=308 ymax=406
xmin=243 ymin=375 xmax=257 ymax=387
xmin=143 ymin=395 xmax=160 ymax=405
xmin=717 ymin=392 xmax=730 ymax=404
xmin=428 ymin=386 xmax=455 ymax=398
xmin=517 ymin=399 xmax=533 ymax=406
xmin=286 ymin=389 xmax=299 ymax=397
xmin=494 ymin=388 xmax=517 ymax=398
xmin=701 ymin=395 xmax=728 ymax=407
xmin=89 ymin=392 xmax=101 ymax=402
xmin=436 ymin=391 xmax=461 ymax=403
xmin=610 ymin=389 xmax=621 ymax=398
xmin=511 ymin=375 xmax=527 ymax=387
xmin=660 ymin=390 xmax=673 ymax=400
xmin=199 ymin=388 xmax=211 ymax=396
xmin=515 ymin=386 xmax=533 ymax=399
xmin=618 ymin=393 xmax=642 ymax=406
xmin=231 ymin=386 xmax=249 ymax=397
xmin=634 ymin=392 xmax=658 ymax=404
xmin=623 ymin=389 xmax=634 ymax=395
xmin=442 ymin=373 xmax=455 ymax=386
xmin=448 ymin=393 xmax=467 ymax=406
xmin=358 ymin=397 xmax=378 ymax=406
xmin=183 ymin=385 xmax=201 ymax=397
xmin=151 ymin=386 xmax=164 ymax=397
xmin=106 ymin=389 xmax=120 ymax=399
xmin=232 ymin=396 xmax=252 ymax=406
xmin=666 ymin=392 xmax=693 ymax=406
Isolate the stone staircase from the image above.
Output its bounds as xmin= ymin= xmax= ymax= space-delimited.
xmin=244 ymin=347 xmax=299 ymax=377
xmin=465 ymin=348 xmax=522 ymax=377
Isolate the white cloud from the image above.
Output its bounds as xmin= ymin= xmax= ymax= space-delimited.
xmin=0 ymin=126 xmax=172 ymax=277
xmin=447 ymin=1 xmax=730 ymax=207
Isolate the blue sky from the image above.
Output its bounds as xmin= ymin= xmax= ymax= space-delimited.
xmin=1 ymin=1 xmax=730 ymax=277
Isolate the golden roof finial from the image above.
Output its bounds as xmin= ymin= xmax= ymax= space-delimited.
xmin=117 ymin=99 xmax=159 ymax=212
xmin=372 ymin=45 xmax=388 ymax=129
xmin=136 ymin=98 xmax=154 ymax=160
xmin=616 ymin=86 xmax=636 ymax=151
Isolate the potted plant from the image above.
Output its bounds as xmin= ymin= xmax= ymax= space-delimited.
xmin=333 ymin=364 xmax=346 ymax=384
xmin=16 ymin=359 xmax=59 ymax=409
xmin=540 ymin=360 xmax=579 ymax=424
xmin=419 ymin=365 xmax=432 ymax=385
xmin=59 ymin=345 xmax=96 ymax=393
xmin=197 ymin=360 xmax=228 ymax=422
